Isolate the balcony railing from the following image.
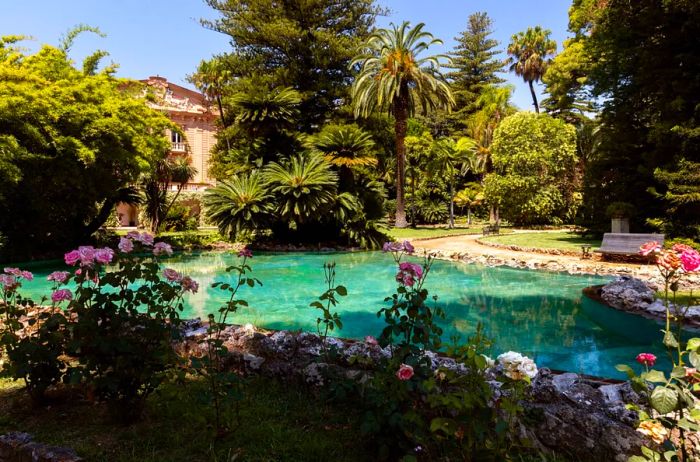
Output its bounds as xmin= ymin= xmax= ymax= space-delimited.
xmin=171 ymin=142 xmax=186 ymax=152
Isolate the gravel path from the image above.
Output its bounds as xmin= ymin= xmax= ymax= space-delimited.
xmin=408 ymin=233 xmax=699 ymax=289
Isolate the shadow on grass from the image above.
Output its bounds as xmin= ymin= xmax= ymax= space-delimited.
xmin=0 ymin=376 xmax=369 ymax=462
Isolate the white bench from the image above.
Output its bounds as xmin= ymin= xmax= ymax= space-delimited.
xmin=594 ymin=233 xmax=665 ymax=258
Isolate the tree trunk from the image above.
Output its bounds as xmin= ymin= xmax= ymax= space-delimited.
xmin=393 ymin=86 xmax=409 ymax=228
xmin=528 ymin=80 xmax=540 ymax=114
xmin=448 ymin=181 xmax=455 ymax=229
xmin=410 ymin=173 xmax=417 ymax=228
xmin=467 ymin=207 xmax=472 ymax=225
xmin=216 ymin=94 xmax=232 ymax=153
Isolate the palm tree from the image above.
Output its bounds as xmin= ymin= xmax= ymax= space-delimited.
xmin=190 ymin=58 xmax=233 ymax=152
xmin=454 ymin=183 xmax=484 ymax=225
xmin=428 ymin=137 xmax=477 ymax=228
xmin=308 ymin=124 xmax=376 ymax=191
xmin=350 ymin=22 xmax=454 ymax=228
xmin=468 ymin=85 xmax=515 ymax=173
xmin=309 ymin=124 xmax=376 ymax=169
xmin=263 ymin=153 xmax=338 ymax=228
xmin=232 ymin=87 xmax=302 ymax=135
xmin=507 ymin=27 xmax=557 ymax=113
xmin=142 ymin=156 xmax=197 ymax=233
xmin=203 ymin=171 xmax=273 ymax=239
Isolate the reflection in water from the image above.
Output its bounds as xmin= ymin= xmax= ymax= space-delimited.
xmin=17 ymin=251 xmax=683 ymax=378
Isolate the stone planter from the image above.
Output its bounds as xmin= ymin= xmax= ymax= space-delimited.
xmin=611 ymin=217 xmax=630 ymax=233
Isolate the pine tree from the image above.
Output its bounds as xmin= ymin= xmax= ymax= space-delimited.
xmin=447 ymin=12 xmax=505 ymax=128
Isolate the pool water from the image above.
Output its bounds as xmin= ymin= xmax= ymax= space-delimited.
xmin=17 ymin=251 xmax=679 ymax=379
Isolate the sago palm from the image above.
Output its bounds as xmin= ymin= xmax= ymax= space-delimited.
xmin=309 ymin=124 xmax=376 ymax=169
xmin=231 ymin=86 xmax=301 ymax=135
xmin=203 ymin=171 xmax=273 ymax=238
xmin=263 ymin=152 xmax=338 ymax=227
xmin=350 ymin=21 xmax=454 ymax=228
xmin=507 ymin=26 xmax=557 ymax=113
xmin=308 ymin=124 xmax=377 ymax=191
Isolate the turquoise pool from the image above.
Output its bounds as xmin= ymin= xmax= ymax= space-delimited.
xmin=16 ymin=251 xmax=676 ymax=379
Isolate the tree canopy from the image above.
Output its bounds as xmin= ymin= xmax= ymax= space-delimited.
xmin=484 ymin=112 xmax=579 ymax=225
xmin=0 ymin=34 xmax=173 ymax=260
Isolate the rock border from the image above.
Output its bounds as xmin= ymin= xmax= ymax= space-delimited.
xmin=0 ymin=432 xmax=82 ymax=462
xmin=589 ymin=277 xmax=700 ymax=328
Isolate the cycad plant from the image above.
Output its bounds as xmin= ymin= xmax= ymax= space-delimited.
xmin=263 ymin=153 xmax=338 ymax=229
xmin=203 ymin=171 xmax=273 ymax=239
xmin=350 ymin=21 xmax=454 ymax=228
xmin=308 ymin=124 xmax=376 ymax=190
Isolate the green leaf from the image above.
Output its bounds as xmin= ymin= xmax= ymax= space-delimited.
xmin=671 ymin=366 xmax=686 ymax=379
xmin=616 ymin=364 xmax=636 ymax=379
xmin=686 ymin=337 xmax=700 ymax=351
xmin=642 ymin=370 xmax=666 ymax=383
xmin=336 ymin=285 xmax=347 ymax=296
xmin=689 ymin=351 xmax=700 ymax=369
xmin=650 ymin=386 xmax=678 ymax=414
xmin=663 ymin=330 xmax=679 ymax=348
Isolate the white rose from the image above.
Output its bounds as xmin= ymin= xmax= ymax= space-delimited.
xmin=518 ymin=358 xmax=538 ymax=379
xmin=497 ymin=351 xmax=523 ymax=367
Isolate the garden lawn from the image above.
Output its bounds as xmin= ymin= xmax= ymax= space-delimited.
xmin=389 ymin=225 xmax=510 ymax=240
xmin=0 ymin=377 xmax=369 ymax=462
xmin=481 ymin=232 xmax=601 ymax=251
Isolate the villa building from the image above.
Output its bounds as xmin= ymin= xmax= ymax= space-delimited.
xmin=116 ymin=76 xmax=220 ymax=226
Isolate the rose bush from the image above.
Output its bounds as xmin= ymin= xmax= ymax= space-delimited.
xmin=616 ymin=242 xmax=700 ymax=462
xmin=0 ymin=232 xmax=195 ymax=420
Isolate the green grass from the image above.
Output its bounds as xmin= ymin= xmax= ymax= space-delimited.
xmin=0 ymin=377 xmax=369 ymax=462
xmin=388 ymin=225 xmax=510 ymax=240
xmin=655 ymin=291 xmax=699 ymax=307
xmin=481 ymin=231 xmax=601 ymax=251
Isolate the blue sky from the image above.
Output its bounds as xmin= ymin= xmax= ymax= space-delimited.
xmin=0 ymin=0 xmax=571 ymax=110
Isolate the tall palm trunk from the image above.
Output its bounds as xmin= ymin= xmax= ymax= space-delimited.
xmin=528 ymin=80 xmax=539 ymax=113
xmin=448 ymin=180 xmax=455 ymax=229
xmin=467 ymin=207 xmax=472 ymax=225
xmin=393 ymin=86 xmax=409 ymax=228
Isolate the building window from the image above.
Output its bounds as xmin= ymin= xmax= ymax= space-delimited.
xmin=171 ymin=130 xmax=186 ymax=152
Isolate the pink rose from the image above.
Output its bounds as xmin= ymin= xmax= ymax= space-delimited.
xmin=639 ymin=241 xmax=662 ymax=256
xmin=657 ymin=251 xmax=681 ymax=271
xmin=4 ymin=268 xmax=32 ymax=281
xmin=47 ymin=271 xmax=70 ymax=284
xmin=364 ymin=335 xmax=378 ymax=346
xmin=64 ymin=250 xmax=80 ymax=266
xmin=680 ymin=249 xmax=700 ymax=273
xmin=0 ymin=274 xmax=19 ymax=292
xmin=51 ymin=289 xmax=73 ymax=303
xmin=77 ymin=246 xmax=96 ymax=265
xmin=636 ymin=353 xmax=656 ymax=367
xmin=396 ymin=363 xmax=414 ymax=381
xmin=402 ymin=240 xmax=415 ymax=254
xmin=181 ymin=276 xmax=199 ymax=294
xmin=94 ymin=248 xmax=114 ymax=265
xmin=672 ymin=243 xmax=695 ymax=254
xmin=153 ymin=242 xmax=173 ymax=256
xmin=238 ymin=248 xmax=253 ymax=258
xmin=163 ymin=268 xmax=183 ymax=283
xmin=118 ymin=237 xmax=134 ymax=253
xmin=396 ymin=261 xmax=424 ymax=287
xmin=136 ymin=232 xmax=154 ymax=246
